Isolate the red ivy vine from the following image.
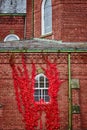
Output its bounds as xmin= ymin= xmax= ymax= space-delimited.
xmin=10 ymin=54 xmax=61 ymax=130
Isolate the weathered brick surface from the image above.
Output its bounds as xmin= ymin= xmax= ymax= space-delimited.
xmin=61 ymin=2 xmax=87 ymax=42
xmin=0 ymin=53 xmax=68 ymax=130
xmin=34 ymin=0 xmax=87 ymax=41
xmin=0 ymin=0 xmax=87 ymax=42
xmin=71 ymin=53 xmax=87 ymax=130
xmin=0 ymin=53 xmax=87 ymax=130
xmin=0 ymin=16 xmax=25 ymax=41
xmin=34 ymin=0 xmax=62 ymax=40
xmin=26 ymin=0 xmax=33 ymax=39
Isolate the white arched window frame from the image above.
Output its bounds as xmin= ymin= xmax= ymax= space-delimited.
xmin=34 ymin=73 xmax=50 ymax=103
xmin=4 ymin=34 xmax=20 ymax=42
xmin=41 ymin=0 xmax=52 ymax=35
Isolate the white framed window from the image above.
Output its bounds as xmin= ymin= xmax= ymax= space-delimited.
xmin=4 ymin=34 xmax=20 ymax=42
xmin=41 ymin=0 xmax=52 ymax=35
xmin=34 ymin=73 xmax=50 ymax=103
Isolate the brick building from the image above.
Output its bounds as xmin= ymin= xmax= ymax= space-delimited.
xmin=0 ymin=0 xmax=87 ymax=130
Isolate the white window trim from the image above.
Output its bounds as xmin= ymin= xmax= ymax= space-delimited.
xmin=34 ymin=73 xmax=50 ymax=103
xmin=35 ymin=73 xmax=46 ymax=80
xmin=41 ymin=0 xmax=45 ymax=35
xmin=4 ymin=34 xmax=20 ymax=42
xmin=41 ymin=0 xmax=52 ymax=35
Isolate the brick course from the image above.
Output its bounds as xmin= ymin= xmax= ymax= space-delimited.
xmin=34 ymin=0 xmax=87 ymax=41
xmin=0 ymin=16 xmax=25 ymax=41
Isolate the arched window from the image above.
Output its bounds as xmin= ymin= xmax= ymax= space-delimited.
xmin=4 ymin=34 xmax=20 ymax=42
xmin=42 ymin=0 xmax=52 ymax=35
xmin=34 ymin=73 xmax=50 ymax=103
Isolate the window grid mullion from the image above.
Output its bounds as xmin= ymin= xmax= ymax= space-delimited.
xmin=41 ymin=89 xmax=43 ymax=100
xmin=34 ymin=73 xmax=50 ymax=103
xmin=38 ymin=76 xmax=40 ymax=100
xmin=44 ymin=77 xmax=46 ymax=101
xmin=34 ymin=88 xmax=48 ymax=90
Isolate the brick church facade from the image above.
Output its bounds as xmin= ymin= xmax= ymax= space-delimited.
xmin=0 ymin=0 xmax=87 ymax=130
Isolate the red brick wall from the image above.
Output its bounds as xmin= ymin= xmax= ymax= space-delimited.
xmin=0 ymin=53 xmax=25 ymax=130
xmin=0 ymin=16 xmax=25 ymax=41
xmin=0 ymin=0 xmax=87 ymax=42
xmin=34 ymin=0 xmax=42 ymax=38
xmin=34 ymin=0 xmax=62 ymax=40
xmin=0 ymin=53 xmax=68 ymax=130
xmin=61 ymin=1 xmax=87 ymax=42
xmin=71 ymin=53 xmax=87 ymax=130
xmin=0 ymin=53 xmax=87 ymax=130
xmin=26 ymin=0 xmax=33 ymax=39
xmin=34 ymin=0 xmax=87 ymax=42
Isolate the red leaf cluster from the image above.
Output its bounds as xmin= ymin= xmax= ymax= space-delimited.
xmin=11 ymin=54 xmax=61 ymax=130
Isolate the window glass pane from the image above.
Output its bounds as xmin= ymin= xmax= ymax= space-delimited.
xmin=4 ymin=34 xmax=20 ymax=42
xmin=44 ymin=17 xmax=51 ymax=26
xmin=45 ymin=7 xmax=52 ymax=15
xmin=40 ymin=76 xmax=44 ymax=88
xmin=34 ymin=96 xmax=39 ymax=101
xmin=45 ymin=26 xmax=52 ymax=34
xmin=46 ymin=83 xmax=49 ymax=88
xmin=40 ymin=83 xmax=44 ymax=88
xmin=46 ymin=78 xmax=49 ymax=88
xmin=45 ymin=0 xmax=51 ymax=8
xmin=46 ymin=78 xmax=49 ymax=83
xmin=42 ymin=95 xmax=44 ymax=99
xmin=44 ymin=0 xmax=52 ymax=34
xmin=34 ymin=82 xmax=38 ymax=88
xmin=34 ymin=90 xmax=40 ymax=95
xmin=44 ymin=89 xmax=48 ymax=95
xmin=40 ymin=89 xmax=41 ymax=99
xmin=44 ymin=96 xmax=50 ymax=102
xmin=40 ymin=76 xmax=44 ymax=82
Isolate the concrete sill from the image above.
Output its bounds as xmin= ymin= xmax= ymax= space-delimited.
xmin=40 ymin=32 xmax=53 ymax=38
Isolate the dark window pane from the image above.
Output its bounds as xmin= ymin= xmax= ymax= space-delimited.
xmin=34 ymin=96 xmax=39 ymax=101
xmin=46 ymin=78 xmax=49 ymax=82
xmin=45 ymin=96 xmax=50 ymax=102
xmin=46 ymin=78 xmax=49 ymax=88
xmin=40 ymin=76 xmax=44 ymax=82
xmin=42 ymin=95 xmax=44 ymax=99
xmin=34 ymin=82 xmax=38 ymax=88
xmin=46 ymin=83 xmax=49 ymax=88
xmin=34 ymin=90 xmax=40 ymax=95
xmin=40 ymin=83 xmax=44 ymax=88
xmin=40 ymin=76 xmax=44 ymax=88
xmin=44 ymin=89 xmax=48 ymax=95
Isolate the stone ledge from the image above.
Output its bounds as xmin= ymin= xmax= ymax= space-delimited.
xmin=0 ymin=38 xmax=87 ymax=52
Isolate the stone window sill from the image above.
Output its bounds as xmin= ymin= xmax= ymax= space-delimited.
xmin=40 ymin=32 xmax=53 ymax=38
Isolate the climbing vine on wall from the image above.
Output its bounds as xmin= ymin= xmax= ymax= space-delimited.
xmin=10 ymin=54 xmax=61 ymax=130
